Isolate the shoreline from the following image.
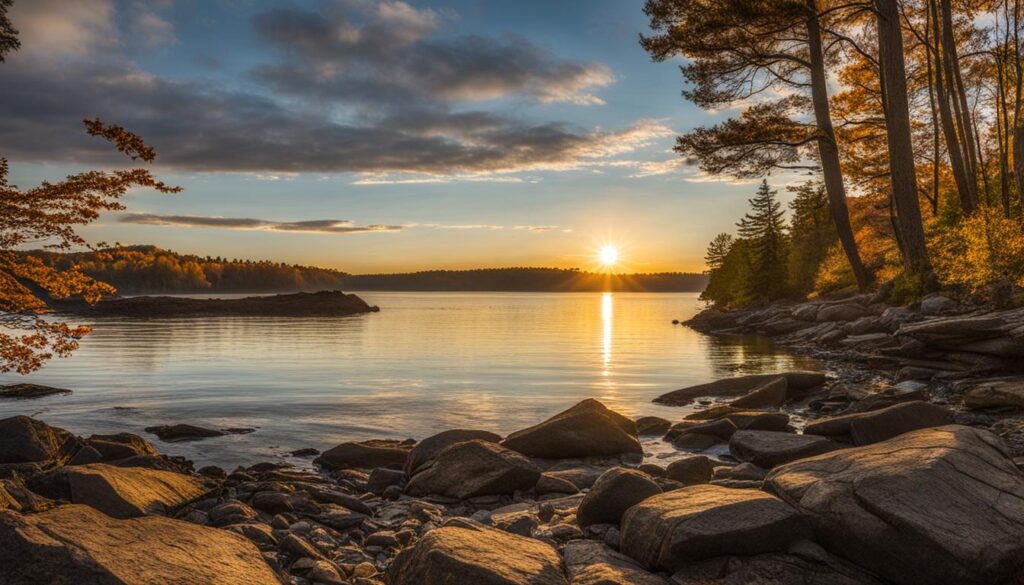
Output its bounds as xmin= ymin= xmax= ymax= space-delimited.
xmin=4 ymin=299 xmax=1024 ymax=583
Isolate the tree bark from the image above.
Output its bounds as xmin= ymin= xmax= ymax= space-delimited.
xmin=930 ymin=0 xmax=976 ymax=214
xmin=876 ymin=0 xmax=933 ymax=277
xmin=805 ymin=0 xmax=872 ymax=290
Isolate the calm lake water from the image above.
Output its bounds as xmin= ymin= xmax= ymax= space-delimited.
xmin=0 ymin=292 xmax=818 ymax=468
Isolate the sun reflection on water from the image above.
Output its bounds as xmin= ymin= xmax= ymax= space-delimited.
xmin=601 ymin=293 xmax=612 ymax=376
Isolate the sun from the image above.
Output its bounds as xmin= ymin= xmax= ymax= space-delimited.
xmin=598 ymin=245 xmax=619 ymax=267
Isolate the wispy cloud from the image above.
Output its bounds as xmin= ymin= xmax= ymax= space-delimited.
xmin=119 ymin=213 xmax=404 ymax=234
xmin=119 ymin=213 xmax=571 ymax=235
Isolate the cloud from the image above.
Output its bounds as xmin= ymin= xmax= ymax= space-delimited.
xmin=251 ymin=2 xmax=612 ymax=107
xmin=119 ymin=213 xmax=571 ymax=234
xmin=0 ymin=0 xmax=667 ymax=179
xmin=7 ymin=0 xmax=117 ymax=59
xmin=119 ymin=213 xmax=404 ymax=234
xmin=133 ymin=5 xmax=177 ymax=47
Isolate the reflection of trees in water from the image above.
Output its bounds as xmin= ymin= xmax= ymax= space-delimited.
xmin=704 ymin=334 xmax=818 ymax=379
xmin=79 ymin=315 xmax=371 ymax=374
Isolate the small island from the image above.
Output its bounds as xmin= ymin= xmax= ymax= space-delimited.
xmin=49 ymin=291 xmax=380 ymax=318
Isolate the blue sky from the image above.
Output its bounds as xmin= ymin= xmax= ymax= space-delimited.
xmin=1 ymin=0 xmax=782 ymax=273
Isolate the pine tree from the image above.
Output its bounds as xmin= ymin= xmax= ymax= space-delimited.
xmin=737 ymin=180 xmax=789 ymax=301
xmin=703 ymin=233 xmax=734 ymax=273
xmin=788 ymin=181 xmax=836 ymax=294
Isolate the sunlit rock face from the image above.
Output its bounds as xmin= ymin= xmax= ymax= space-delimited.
xmin=0 ymin=504 xmax=280 ymax=585
xmin=501 ymin=399 xmax=642 ymax=459
xmin=766 ymin=425 xmax=1024 ymax=585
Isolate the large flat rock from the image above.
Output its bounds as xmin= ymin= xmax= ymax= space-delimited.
xmin=620 ymin=485 xmax=809 ymax=572
xmin=501 ymin=399 xmax=641 ymax=459
xmin=0 ymin=504 xmax=279 ymax=584
xmin=386 ymin=519 xmax=567 ymax=585
xmin=729 ymin=431 xmax=843 ymax=468
xmin=963 ymin=378 xmax=1024 ymax=410
xmin=765 ymin=425 xmax=1024 ymax=585
xmin=803 ymin=400 xmax=952 ymax=445
xmin=61 ymin=463 xmax=208 ymax=518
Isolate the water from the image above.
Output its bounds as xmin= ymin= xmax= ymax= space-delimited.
xmin=0 ymin=292 xmax=818 ymax=469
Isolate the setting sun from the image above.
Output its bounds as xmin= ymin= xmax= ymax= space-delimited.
xmin=599 ymin=245 xmax=619 ymax=267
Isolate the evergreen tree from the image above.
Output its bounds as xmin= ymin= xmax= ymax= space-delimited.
xmin=788 ymin=181 xmax=837 ymax=294
xmin=737 ymin=180 xmax=789 ymax=301
xmin=703 ymin=233 xmax=734 ymax=273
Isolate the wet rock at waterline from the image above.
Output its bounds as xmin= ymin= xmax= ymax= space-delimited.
xmin=653 ymin=372 xmax=826 ymax=406
xmin=315 ymin=439 xmax=413 ymax=470
xmin=144 ymin=424 xmax=254 ymax=442
xmin=0 ymin=383 xmax=72 ymax=400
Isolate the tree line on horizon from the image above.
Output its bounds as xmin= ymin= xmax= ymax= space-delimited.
xmin=23 ymin=247 xmax=708 ymax=294
xmin=644 ymin=0 xmax=1024 ymax=309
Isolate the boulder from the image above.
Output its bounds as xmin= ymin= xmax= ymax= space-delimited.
xmin=620 ymin=485 xmax=809 ymax=572
xmin=52 ymin=463 xmax=207 ymax=519
xmin=920 ymin=295 xmax=957 ymax=316
xmin=576 ymin=468 xmax=662 ymax=528
xmin=666 ymin=418 xmax=737 ymax=442
xmin=665 ymin=456 xmax=714 ymax=485
xmin=209 ymin=501 xmax=259 ymax=527
xmin=86 ymin=433 xmax=159 ymax=462
xmin=728 ymin=378 xmax=788 ymax=409
xmin=654 ymin=373 xmax=826 ymax=406
xmin=963 ymin=378 xmax=1024 ymax=410
xmin=501 ymin=399 xmax=641 ymax=459
xmin=816 ymin=304 xmax=870 ymax=323
xmin=563 ymin=540 xmax=669 ymax=585
xmin=535 ymin=473 xmax=579 ymax=495
xmin=713 ymin=462 xmax=765 ymax=482
xmin=635 ymin=416 xmax=671 ymax=436
xmin=729 ymin=431 xmax=843 ymax=468
xmin=670 ymin=540 xmax=884 ymax=585
xmin=386 ymin=519 xmax=567 ymax=585
xmin=0 ymin=416 xmax=74 ymax=465
xmin=803 ymin=400 xmax=953 ymax=445
xmin=404 ymin=429 xmax=501 ymax=474
xmin=315 ymin=439 xmax=411 ymax=470
xmin=0 ymin=504 xmax=279 ymax=584
xmin=144 ymin=424 xmax=225 ymax=442
xmin=405 ymin=440 xmax=540 ymax=499
xmin=765 ymin=425 xmax=1024 ymax=585
xmin=0 ymin=383 xmax=71 ymax=399
xmin=367 ymin=467 xmax=406 ymax=494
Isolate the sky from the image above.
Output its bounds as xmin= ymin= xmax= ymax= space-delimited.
xmin=0 ymin=0 xmax=793 ymax=274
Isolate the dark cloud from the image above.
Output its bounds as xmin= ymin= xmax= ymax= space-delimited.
xmin=119 ymin=213 xmax=404 ymax=234
xmin=0 ymin=1 xmax=665 ymax=176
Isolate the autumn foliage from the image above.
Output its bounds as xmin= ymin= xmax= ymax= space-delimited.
xmin=0 ymin=121 xmax=180 ymax=373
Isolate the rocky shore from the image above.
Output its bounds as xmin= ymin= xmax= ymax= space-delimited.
xmin=683 ymin=292 xmax=1024 ymax=455
xmin=3 ymin=360 xmax=1024 ymax=584
xmin=49 ymin=290 xmax=380 ymax=318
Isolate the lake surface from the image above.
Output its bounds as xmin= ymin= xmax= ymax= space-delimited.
xmin=0 ymin=292 xmax=818 ymax=468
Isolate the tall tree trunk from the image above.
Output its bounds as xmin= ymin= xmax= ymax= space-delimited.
xmin=876 ymin=0 xmax=933 ymax=277
xmin=941 ymin=0 xmax=983 ymax=208
xmin=924 ymin=0 xmax=940 ymax=216
xmin=805 ymin=0 xmax=872 ymax=290
xmin=930 ymin=0 xmax=976 ymax=213
xmin=996 ymin=52 xmax=1012 ymax=217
